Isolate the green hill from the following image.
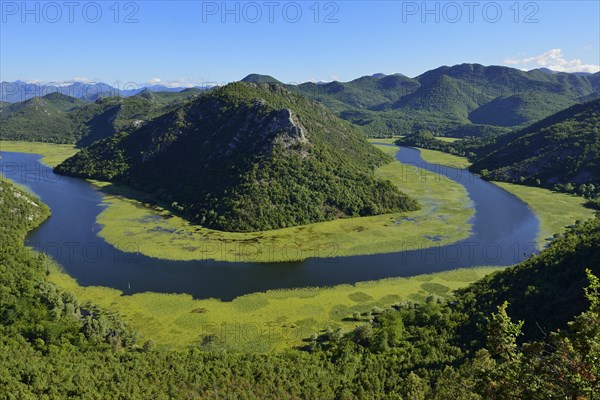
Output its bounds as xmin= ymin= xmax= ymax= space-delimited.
xmin=294 ymin=64 xmax=600 ymax=137
xmin=0 ymin=93 xmax=84 ymax=143
xmin=0 ymin=89 xmax=203 ymax=145
xmin=468 ymin=92 xmax=576 ymax=127
xmin=55 ymin=82 xmax=418 ymax=232
xmin=69 ymin=90 xmax=202 ymax=147
xmin=471 ymin=99 xmax=600 ymax=188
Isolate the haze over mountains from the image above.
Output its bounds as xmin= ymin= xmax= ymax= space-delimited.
xmin=0 ymin=81 xmax=210 ymax=103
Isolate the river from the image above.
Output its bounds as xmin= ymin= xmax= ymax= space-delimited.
xmin=0 ymin=147 xmax=539 ymax=300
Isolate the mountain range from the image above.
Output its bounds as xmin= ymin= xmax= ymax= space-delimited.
xmin=0 ymin=90 xmax=204 ymax=144
xmin=4 ymin=64 xmax=599 ymax=138
xmin=0 ymin=80 xmax=209 ymax=103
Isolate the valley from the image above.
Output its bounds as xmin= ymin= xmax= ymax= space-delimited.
xmin=1 ymin=67 xmax=599 ymax=398
xmin=0 ymin=135 xmax=593 ymax=353
xmin=2 ymin=0 xmax=600 ymax=394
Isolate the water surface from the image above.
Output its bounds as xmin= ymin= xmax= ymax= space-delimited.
xmin=0 ymin=147 xmax=539 ymax=300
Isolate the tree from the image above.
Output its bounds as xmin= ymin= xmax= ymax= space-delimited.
xmin=487 ymin=302 xmax=523 ymax=362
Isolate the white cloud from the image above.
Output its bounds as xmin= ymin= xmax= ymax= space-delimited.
xmin=505 ymin=49 xmax=600 ymax=73
xmin=145 ymin=77 xmax=212 ymax=88
xmin=69 ymin=77 xmax=94 ymax=83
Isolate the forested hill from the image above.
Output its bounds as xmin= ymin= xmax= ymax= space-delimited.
xmin=0 ymin=93 xmax=85 ymax=143
xmin=55 ymin=82 xmax=418 ymax=232
xmin=293 ymin=64 xmax=600 ymax=136
xmin=0 ymin=89 xmax=203 ymax=145
xmin=1 ymin=176 xmax=599 ymax=398
xmin=471 ymin=98 xmax=600 ymax=188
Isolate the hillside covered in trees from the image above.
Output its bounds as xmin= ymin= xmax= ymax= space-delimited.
xmin=397 ymin=99 xmax=600 ymax=197
xmin=0 ymin=89 xmax=203 ymax=145
xmin=55 ymin=83 xmax=418 ymax=232
xmin=1 ymin=177 xmax=598 ymax=398
xmin=471 ymin=99 xmax=600 ymax=188
xmin=292 ymin=64 xmax=600 ymax=137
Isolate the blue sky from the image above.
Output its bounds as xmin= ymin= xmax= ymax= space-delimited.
xmin=1 ymin=1 xmax=599 ymax=86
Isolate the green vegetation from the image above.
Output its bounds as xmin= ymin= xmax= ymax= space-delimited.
xmin=472 ymin=99 xmax=600 ymax=191
xmin=436 ymin=136 xmax=460 ymax=143
xmin=0 ymin=140 xmax=77 ymax=167
xmin=494 ymin=181 xmax=596 ymax=247
xmin=48 ymin=264 xmax=500 ymax=351
xmin=293 ymin=64 xmax=600 ymax=137
xmin=0 ymin=93 xmax=84 ymax=143
xmin=418 ymin=148 xmax=472 ymax=169
xmin=241 ymin=74 xmax=283 ymax=84
xmin=0 ymin=90 xmax=202 ymax=145
xmin=92 ymin=144 xmax=473 ymax=262
xmin=394 ymin=130 xmax=473 ymax=169
xmin=56 ymin=83 xmax=419 ymax=233
xmin=1 ymin=173 xmax=599 ymax=398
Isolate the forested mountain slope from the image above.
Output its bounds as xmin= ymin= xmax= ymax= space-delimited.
xmin=55 ymin=83 xmax=418 ymax=232
xmin=471 ymin=99 xmax=600 ymax=187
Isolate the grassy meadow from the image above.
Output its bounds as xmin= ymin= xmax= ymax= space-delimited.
xmin=417 ymin=148 xmax=473 ymax=169
xmin=47 ymin=262 xmax=501 ymax=352
xmin=93 ymin=144 xmax=474 ymax=262
xmin=494 ymin=182 xmax=596 ymax=248
xmin=0 ymin=140 xmax=77 ymax=167
xmin=436 ymin=137 xmax=460 ymax=143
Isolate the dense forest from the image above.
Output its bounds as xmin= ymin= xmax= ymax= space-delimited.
xmin=1 ymin=177 xmax=598 ymax=398
xmin=55 ymin=83 xmax=418 ymax=232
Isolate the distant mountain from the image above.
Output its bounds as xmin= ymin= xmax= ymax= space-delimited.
xmin=468 ymin=92 xmax=575 ymax=127
xmin=241 ymin=74 xmax=282 ymax=84
xmin=536 ymin=68 xmax=559 ymax=75
xmin=0 ymin=81 xmax=209 ymax=103
xmin=143 ymin=85 xmax=190 ymax=93
xmin=471 ymin=98 xmax=600 ymax=187
xmin=5 ymin=64 xmax=600 ymax=139
xmin=55 ymin=83 xmax=418 ymax=232
xmin=289 ymin=64 xmax=600 ymax=137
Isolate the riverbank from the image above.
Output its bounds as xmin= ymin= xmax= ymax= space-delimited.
xmin=381 ymin=143 xmax=595 ymax=248
xmin=47 ymin=262 xmax=501 ymax=351
xmin=92 ymin=144 xmax=474 ymax=262
xmin=1 ymin=140 xmax=474 ymax=263
xmin=4 ymin=139 xmax=592 ymax=352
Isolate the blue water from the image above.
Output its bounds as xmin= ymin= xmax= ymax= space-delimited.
xmin=0 ymin=147 xmax=539 ymax=300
